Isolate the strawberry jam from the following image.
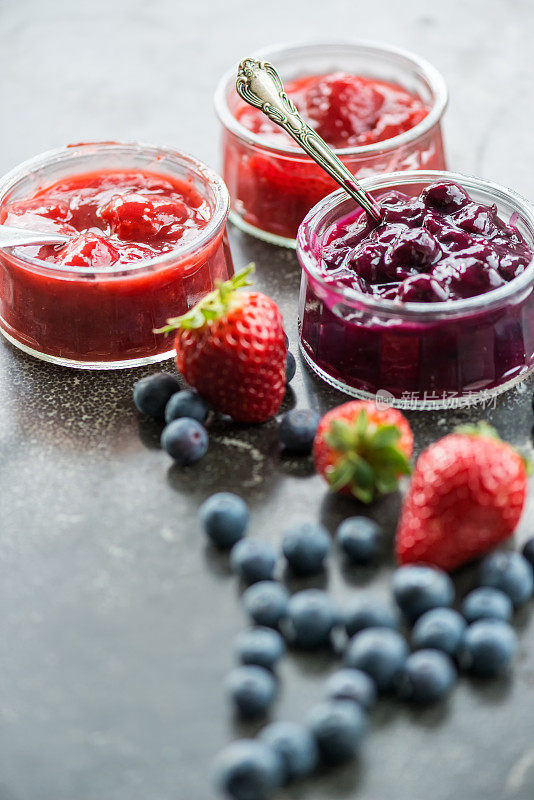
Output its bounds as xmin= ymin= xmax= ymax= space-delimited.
xmin=0 ymin=146 xmax=232 ymax=367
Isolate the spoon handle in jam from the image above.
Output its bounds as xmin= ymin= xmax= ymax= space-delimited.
xmin=235 ymin=58 xmax=383 ymax=223
xmin=0 ymin=225 xmax=71 ymax=248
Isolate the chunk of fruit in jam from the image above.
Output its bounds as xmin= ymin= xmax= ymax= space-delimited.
xmin=58 ymin=232 xmax=120 ymax=268
xmin=321 ymin=182 xmax=533 ymax=303
xmin=98 ymin=193 xmax=189 ymax=240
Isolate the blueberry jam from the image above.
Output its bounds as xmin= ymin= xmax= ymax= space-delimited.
xmin=321 ymin=182 xmax=533 ymax=303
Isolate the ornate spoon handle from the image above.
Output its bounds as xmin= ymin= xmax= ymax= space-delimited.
xmin=236 ymin=58 xmax=383 ymax=223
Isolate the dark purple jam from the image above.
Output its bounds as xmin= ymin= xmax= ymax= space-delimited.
xmin=321 ymin=182 xmax=533 ymax=303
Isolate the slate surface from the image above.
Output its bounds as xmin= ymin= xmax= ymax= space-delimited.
xmin=1 ymin=1 xmax=534 ymax=799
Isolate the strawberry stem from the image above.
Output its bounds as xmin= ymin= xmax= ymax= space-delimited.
xmin=154 ymin=263 xmax=255 ymax=334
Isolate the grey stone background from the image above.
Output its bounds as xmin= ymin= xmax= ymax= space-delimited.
xmin=1 ymin=1 xmax=534 ymax=799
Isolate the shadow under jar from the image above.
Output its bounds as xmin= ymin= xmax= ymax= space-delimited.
xmin=0 ymin=142 xmax=233 ymax=369
xmin=215 ymin=41 xmax=448 ymax=248
xmin=297 ymin=170 xmax=534 ymax=410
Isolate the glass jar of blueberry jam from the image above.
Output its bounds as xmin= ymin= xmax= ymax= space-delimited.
xmin=215 ymin=41 xmax=448 ymax=247
xmin=0 ymin=143 xmax=233 ymax=369
xmin=297 ymin=171 xmax=534 ymax=409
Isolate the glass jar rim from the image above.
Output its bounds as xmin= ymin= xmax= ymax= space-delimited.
xmin=214 ymin=39 xmax=448 ymax=157
xmin=0 ymin=141 xmax=230 ymax=276
xmin=297 ymin=169 xmax=534 ymax=319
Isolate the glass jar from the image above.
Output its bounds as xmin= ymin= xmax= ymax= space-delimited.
xmin=215 ymin=41 xmax=448 ymax=248
xmin=0 ymin=142 xmax=233 ymax=369
xmin=297 ymin=170 xmax=534 ymax=410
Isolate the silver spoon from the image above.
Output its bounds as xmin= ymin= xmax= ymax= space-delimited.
xmin=0 ymin=225 xmax=71 ymax=248
xmin=236 ymin=58 xmax=383 ymax=223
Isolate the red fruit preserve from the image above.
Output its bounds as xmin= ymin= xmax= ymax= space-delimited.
xmin=0 ymin=144 xmax=233 ymax=368
xmin=298 ymin=171 xmax=534 ymax=410
xmin=216 ymin=43 xmax=448 ymax=245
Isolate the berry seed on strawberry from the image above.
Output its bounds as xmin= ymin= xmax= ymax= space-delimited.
xmin=155 ymin=265 xmax=286 ymax=423
xmin=313 ymin=401 xmax=413 ymax=504
xmin=396 ymin=422 xmax=530 ymax=571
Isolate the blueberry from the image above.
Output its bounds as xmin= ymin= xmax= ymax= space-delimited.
xmin=306 ymin=700 xmax=367 ymax=765
xmin=392 ymin=565 xmax=454 ymax=622
xmin=242 ymin=581 xmax=289 ymax=629
xmin=458 ymin=619 xmax=517 ymax=677
xmin=160 ymin=418 xmax=208 ymax=465
xmin=478 ymin=551 xmax=534 ymax=607
xmin=285 ymin=351 xmax=297 ymax=384
xmin=133 ymin=372 xmax=181 ymax=419
xmin=344 ymin=628 xmax=408 ymax=692
xmin=284 ymin=590 xmax=338 ymax=649
xmin=231 ymin=539 xmax=278 ymax=585
xmin=278 ymin=410 xmax=320 ymax=455
xmin=420 ymin=182 xmax=469 ymax=212
xmin=225 ymin=665 xmax=278 ymax=719
xmin=164 ymin=388 xmax=210 ymax=425
xmin=282 ymin=521 xmax=330 ymax=576
xmin=343 ymin=594 xmax=399 ymax=637
xmin=336 ymin=517 xmax=380 ymax=565
xmin=259 ymin=722 xmax=318 ymax=782
xmin=324 ymin=668 xmax=377 ymax=711
xmin=397 ymin=649 xmax=457 ymax=704
xmin=412 ymin=608 xmax=466 ymax=656
xmin=522 ymin=538 xmax=534 ymax=569
xmin=199 ymin=492 xmax=249 ymax=549
xmin=461 ymin=588 xmax=513 ymax=624
xmin=235 ymin=627 xmax=286 ymax=671
xmin=212 ymin=739 xmax=284 ymax=800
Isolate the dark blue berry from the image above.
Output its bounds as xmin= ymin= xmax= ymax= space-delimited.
xmin=242 ymin=581 xmax=289 ymax=629
xmin=461 ymin=587 xmax=513 ymax=624
xmin=235 ymin=627 xmax=286 ymax=671
xmin=199 ymin=492 xmax=249 ymax=549
xmin=164 ymin=388 xmax=210 ymax=424
xmin=133 ymin=372 xmax=180 ymax=419
xmin=324 ymin=668 xmax=377 ymax=711
xmin=397 ymin=649 xmax=457 ymax=704
xmin=278 ymin=410 xmax=320 ymax=455
xmin=522 ymin=538 xmax=534 ymax=569
xmin=284 ymin=590 xmax=338 ymax=649
xmin=336 ymin=517 xmax=380 ymax=564
xmin=344 ymin=628 xmax=408 ymax=692
xmin=259 ymin=722 xmax=318 ymax=782
xmin=412 ymin=608 xmax=466 ymax=656
xmin=212 ymin=739 xmax=284 ymax=800
xmin=343 ymin=595 xmax=399 ymax=637
xmin=458 ymin=619 xmax=517 ymax=677
xmin=282 ymin=521 xmax=330 ymax=576
xmin=285 ymin=351 xmax=296 ymax=384
xmin=160 ymin=418 xmax=208 ymax=464
xmin=230 ymin=539 xmax=278 ymax=584
xmin=393 ymin=565 xmax=454 ymax=621
xmin=478 ymin=551 xmax=534 ymax=607
xmin=225 ymin=665 xmax=277 ymax=718
xmin=306 ymin=700 xmax=367 ymax=765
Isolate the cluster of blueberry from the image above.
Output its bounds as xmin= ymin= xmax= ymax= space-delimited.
xmin=201 ymin=492 xmax=534 ymax=800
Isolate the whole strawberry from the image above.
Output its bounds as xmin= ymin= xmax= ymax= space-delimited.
xmin=156 ymin=265 xmax=286 ymax=423
xmin=396 ymin=423 xmax=530 ymax=571
xmin=313 ymin=400 xmax=413 ymax=503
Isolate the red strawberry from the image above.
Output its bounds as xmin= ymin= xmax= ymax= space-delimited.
xmin=313 ymin=400 xmax=413 ymax=503
xmin=155 ymin=265 xmax=286 ymax=423
xmin=396 ymin=423 xmax=530 ymax=571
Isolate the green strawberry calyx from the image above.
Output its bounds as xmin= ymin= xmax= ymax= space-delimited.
xmin=455 ymin=421 xmax=533 ymax=476
xmin=325 ymin=408 xmax=412 ymax=504
xmin=154 ymin=264 xmax=255 ymax=334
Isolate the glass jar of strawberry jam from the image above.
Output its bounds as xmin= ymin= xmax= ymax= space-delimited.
xmin=0 ymin=142 xmax=233 ymax=368
xmin=297 ymin=171 xmax=534 ymax=410
xmin=215 ymin=42 xmax=448 ymax=247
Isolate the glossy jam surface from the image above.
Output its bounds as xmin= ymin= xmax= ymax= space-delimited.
xmin=0 ymin=170 xmax=211 ymax=268
xmin=0 ymin=167 xmax=232 ymax=364
xmin=236 ymin=72 xmax=429 ymax=149
xmin=321 ymin=182 xmax=534 ymax=303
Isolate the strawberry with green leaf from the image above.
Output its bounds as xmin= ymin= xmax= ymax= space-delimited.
xmin=313 ymin=400 xmax=413 ymax=503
